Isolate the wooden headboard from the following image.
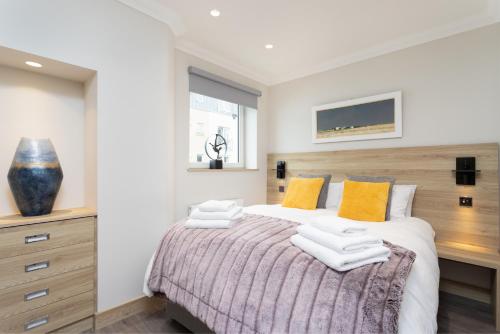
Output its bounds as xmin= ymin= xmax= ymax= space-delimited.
xmin=267 ymin=143 xmax=499 ymax=250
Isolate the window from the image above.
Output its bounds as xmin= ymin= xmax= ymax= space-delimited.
xmin=187 ymin=66 xmax=261 ymax=169
xmin=189 ymin=92 xmax=244 ymax=167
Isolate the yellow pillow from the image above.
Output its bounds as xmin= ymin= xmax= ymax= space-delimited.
xmin=282 ymin=177 xmax=324 ymax=210
xmin=338 ymin=179 xmax=390 ymax=222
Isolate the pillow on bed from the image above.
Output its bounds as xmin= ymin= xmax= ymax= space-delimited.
xmin=325 ymin=182 xmax=344 ymax=209
xmin=299 ymin=174 xmax=332 ymax=208
xmin=390 ymin=185 xmax=417 ymax=219
xmin=405 ymin=185 xmax=417 ymax=217
xmin=348 ymin=175 xmax=395 ymax=221
xmin=282 ymin=177 xmax=324 ymax=210
xmin=338 ymin=179 xmax=391 ymax=222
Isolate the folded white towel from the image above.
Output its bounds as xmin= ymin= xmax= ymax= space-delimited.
xmin=198 ymin=200 xmax=236 ymax=212
xmin=297 ymin=225 xmax=382 ymax=253
xmin=185 ymin=213 xmax=243 ymax=229
xmin=310 ymin=216 xmax=367 ymax=237
xmin=185 ymin=219 xmax=233 ymax=229
xmin=291 ymin=234 xmax=390 ymax=271
xmin=190 ymin=206 xmax=242 ymax=220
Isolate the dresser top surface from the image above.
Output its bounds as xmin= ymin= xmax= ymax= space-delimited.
xmin=0 ymin=208 xmax=97 ymax=228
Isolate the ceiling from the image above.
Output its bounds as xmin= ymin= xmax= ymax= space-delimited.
xmin=119 ymin=0 xmax=500 ymax=85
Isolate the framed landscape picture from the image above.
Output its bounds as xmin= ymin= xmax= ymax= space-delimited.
xmin=312 ymin=91 xmax=402 ymax=143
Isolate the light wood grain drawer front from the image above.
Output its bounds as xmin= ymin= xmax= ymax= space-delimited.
xmin=49 ymin=316 xmax=94 ymax=333
xmin=0 ymin=291 xmax=94 ymax=333
xmin=0 ymin=267 xmax=94 ymax=319
xmin=0 ymin=242 xmax=94 ymax=290
xmin=0 ymin=217 xmax=95 ymax=259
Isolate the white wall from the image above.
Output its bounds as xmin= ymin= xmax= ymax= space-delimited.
xmin=267 ymin=23 xmax=500 ymax=153
xmin=0 ymin=66 xmax=85 ymax=215
xmin=175 ymin=50 xmax=268 ymax=219
xmin=0 ymin=0 xmax=175 ymax=311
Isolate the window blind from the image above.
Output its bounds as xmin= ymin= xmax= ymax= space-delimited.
xmin=188 ymin=66 xmax=262 ymax=109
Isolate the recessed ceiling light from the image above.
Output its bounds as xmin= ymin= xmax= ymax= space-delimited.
xmin=25 ymin=61 xmax=42 ymax=68
xmin=265 ymin=44 xmax=274 ymax=49
xmin=210 ymin=9 xmax=220 ymax=17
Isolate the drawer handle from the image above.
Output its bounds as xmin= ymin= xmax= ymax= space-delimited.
xmin=25 ymin=261 xmax=50 ymax=272
xmin=25 ymin=233 xmax=50 ymax=244
xmin=25 ymin=315 xmax=49 ymax=331
xmin=24 ymin=288 xmax=49 ymax=301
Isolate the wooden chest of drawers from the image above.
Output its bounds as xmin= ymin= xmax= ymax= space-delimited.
xmin=0 ymin=208 xmax=97 ymax=333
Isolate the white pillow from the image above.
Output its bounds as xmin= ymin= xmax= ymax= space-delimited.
xmin=404 ymin=185 xmax=417 ymax=217
xmin=390 ymin=185 xmax=417 ymax=219
xmin=325 ymin=182 xmax=344 ymax=209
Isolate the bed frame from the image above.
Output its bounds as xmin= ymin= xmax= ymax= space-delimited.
xmin=164 ymin=299 xmax=213 ymax=333
xmin=267 ymin=143 xmax=499 ymax=251
xmin=165 ymin=143 xmax=500 ymax=332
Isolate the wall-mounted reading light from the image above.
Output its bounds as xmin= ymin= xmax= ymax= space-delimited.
xmin=454 ymin=157 xmax=480 ymax=185
xmin=277 ymin=161 xmax=286 ymax=179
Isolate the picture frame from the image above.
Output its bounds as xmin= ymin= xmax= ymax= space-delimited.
xmin=312 ymin=91 xmax=402 ymax=144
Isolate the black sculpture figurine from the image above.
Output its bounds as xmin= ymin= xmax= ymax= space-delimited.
xmin=205 ymin=134 xmax=227 ymax=169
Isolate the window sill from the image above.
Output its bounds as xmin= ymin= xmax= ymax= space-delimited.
xmin=187 ymin=168 xmax=259 ymax=172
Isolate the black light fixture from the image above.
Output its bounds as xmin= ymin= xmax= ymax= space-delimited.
xmin=454 ymin=157 xmax=480 ymax=186
xmin=277 ymin=161 xmax=286 ymax=179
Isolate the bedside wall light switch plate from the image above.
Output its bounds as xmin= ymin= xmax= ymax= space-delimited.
xmin=278 ymin=186 xmax=285 ymax=193
xmin=459 ymin=196 xmax=473 ymax=207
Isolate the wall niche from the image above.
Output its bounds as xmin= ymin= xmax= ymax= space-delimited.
xmin=0 ymin=46 xmax=97 ymax=215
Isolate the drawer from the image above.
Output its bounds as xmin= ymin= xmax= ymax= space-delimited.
xmin=0 ymin=291 xmax=95 ymax=333
xmin=0 ymin=267 xmax=95 ymax=319
xmin=0 ymin=242 xmax=94 ymax=290
xmin=0 ymin=217 xmax=95 ymax=259
xmin=49 ymin=316 xmax=94 ymax=333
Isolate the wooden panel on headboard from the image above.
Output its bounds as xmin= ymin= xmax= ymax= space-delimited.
xmin=267 ymin=143 xmax=499 ymax=250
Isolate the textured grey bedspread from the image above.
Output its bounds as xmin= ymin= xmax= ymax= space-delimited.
xmin=148 ymin=214 xmax=416 ymax=334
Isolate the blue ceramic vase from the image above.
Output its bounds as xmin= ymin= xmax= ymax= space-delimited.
xmin=8 ymin=138 xmax=63 ymax=217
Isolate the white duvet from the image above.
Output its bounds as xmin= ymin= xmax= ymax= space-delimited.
xmin=144 ymin=204 xmax=439 ymax=334
xmin=244 ymin=205 xmax=439 ymax=334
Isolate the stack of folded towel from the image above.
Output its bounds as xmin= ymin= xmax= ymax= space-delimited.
xmin=185 ymin=200 xmax=243 ymax=229
xmin=291 ymin=216 xmax=391 ymax=271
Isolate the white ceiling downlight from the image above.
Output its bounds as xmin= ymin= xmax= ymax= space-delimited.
xmin=25 ymin=61 xmax=43 ymax=68
xmin=210 ymin=9 xmax=220 ymax=17
xmin=265 ymin=44 xmax=274 ymax=49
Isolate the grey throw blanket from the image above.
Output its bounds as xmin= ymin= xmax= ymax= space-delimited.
xmin=148 ymin=214 xmax=416 ymax=334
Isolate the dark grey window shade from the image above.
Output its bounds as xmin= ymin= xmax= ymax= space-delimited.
xmin=188 ymin=66 xmax=262 ymax=109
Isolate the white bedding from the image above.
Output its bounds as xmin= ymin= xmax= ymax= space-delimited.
xmin=144 ymin=204 xmax=439 ymax=334
xmin=244 ymin=204 xmax=439 ymax=334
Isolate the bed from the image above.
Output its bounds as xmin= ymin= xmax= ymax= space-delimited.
xmin=144 ymin=204 xmax=439 ymax=334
